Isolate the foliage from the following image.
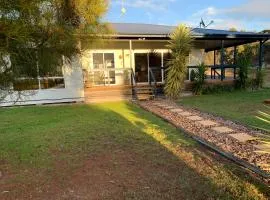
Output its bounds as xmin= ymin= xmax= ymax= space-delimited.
xmin=164 ymin=24 xmax=193 ymax=99
xmin=250 ymin=68 xmax=266 ymax=90
xmin=255 ymin=107 xmax=270 ymax=155
xmin=256 ymin=107 xmax=270 ymax=133
xmin=235 ymin=45 xmax=254 ymax=89
xmin=192 ymin=63 xmax=207 ymax=95
xmin=0 ymin=0 xmax=109 ymax=99
xmin=255 ymin=69 xmax=265 ymax=89
xmin=190 ymin=69 xmax=196 ymax=82
xmin=202 ymin=84 xmax=235 ymax=94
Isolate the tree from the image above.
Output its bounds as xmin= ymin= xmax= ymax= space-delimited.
xmin=164 ymin=24 xmax=193 ymax=99
xmin=229 ymin=27 xmax=237 ymax=32
xmin=0 ymin=0 xmax=108 ymax=99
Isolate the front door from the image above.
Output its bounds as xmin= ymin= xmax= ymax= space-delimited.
xmin=135 ymin=53 xmax=148 ymax=83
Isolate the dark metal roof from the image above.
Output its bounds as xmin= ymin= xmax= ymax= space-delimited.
xmin=110 ymin=23 xmax=270 ymax=40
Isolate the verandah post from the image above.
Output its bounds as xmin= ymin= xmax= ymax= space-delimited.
xmin=258 ymin=39 xmax=263 ymax=70
xmin=220 ymin=40 xmax=225 ymax=81
xmin=211 ymin=50 xmax=216 ymax=79
xmin=233 ymin=46 xmax=237 ymax=79
xmin=214 ymin=50 xmax=216 ymax=66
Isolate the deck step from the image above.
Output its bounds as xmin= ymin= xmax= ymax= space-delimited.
xmin=137 ymin=94 xmax=155 ymax=100
xmin=135 ymin=85 xmax=155 ymax=100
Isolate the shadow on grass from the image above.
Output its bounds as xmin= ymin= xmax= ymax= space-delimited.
xmin=0 ymin=102 xmax=269 ymax=199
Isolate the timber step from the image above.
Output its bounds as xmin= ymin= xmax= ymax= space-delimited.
xmin=137 ymin=94 xmax=155 ymax=101
xmin=135 ymin=86 xmax=155 ymax=101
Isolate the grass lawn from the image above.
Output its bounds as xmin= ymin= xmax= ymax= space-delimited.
xmin=180 ymin=89 xmax=270 ymax=131
xmin=0 ymin=102 xmax=269 ymax=199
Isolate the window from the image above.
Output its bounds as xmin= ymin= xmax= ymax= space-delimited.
xmin=92 ymin=53 xmax=115 ymax=85
xmin=11 ymin=48 xmax=65 ymax=91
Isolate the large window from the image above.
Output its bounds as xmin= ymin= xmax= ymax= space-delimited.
xmin=92 ymin=53 xmax=115 ymax=85
xmin=11 ymin=48 xmax=65 ymax=91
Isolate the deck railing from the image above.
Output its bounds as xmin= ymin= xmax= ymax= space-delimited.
xmin=187 ymin=65 xmax=238 ymax=81
xmin=86 ymin=68 xmax=133 ymax=86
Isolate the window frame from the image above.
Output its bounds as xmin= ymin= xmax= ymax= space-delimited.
xmin=12 ymin=53 xmax=65 ymax=91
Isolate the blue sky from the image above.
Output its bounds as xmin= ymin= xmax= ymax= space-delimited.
xmin=106 ymin=0 xmax=270 ymax=31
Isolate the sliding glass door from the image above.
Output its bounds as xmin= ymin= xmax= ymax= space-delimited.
xmin=93 ymin=53 xmax=115 ymax=85
xmin=149 ymin=52 xmax=162 ymax=82
xmin=134 ymin=52 xmax=163 ymax=83
xmin=135 ymin=53 xmax=148 ymax=83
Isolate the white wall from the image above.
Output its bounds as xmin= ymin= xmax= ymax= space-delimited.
xmin=0 ymin=57 xmax=84 ymax=107
xmin=83 ymin=47 xmax=205 ymax=85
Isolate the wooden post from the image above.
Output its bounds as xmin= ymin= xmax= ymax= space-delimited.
xmin=214 ymin=50 xmax=216 ymax=66
xmin=233 ymin=46 xmax=237 ymax=79
xmin=220 ymin=40 xmax=225 ymax=81
xmin=211 ymin=50 xmax=216 ymax=79
xmin=129 ymin=40 xmax=133 ymax=69
xmin=259 ymin=40 xmax=263 ymax=70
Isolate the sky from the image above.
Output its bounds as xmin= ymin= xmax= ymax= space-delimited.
xmin=106 ymin=0 xmax=270 ymax=31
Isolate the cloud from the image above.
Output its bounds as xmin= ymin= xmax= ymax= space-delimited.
xmin=192 ymin=7 xmax=217 ymax=18
xmin=193 ymin=0 xmax=270 ymax=20
xmin=111 ymin=0 xmax=175 ymax=11
xmin=224 ymin=0 xmax=270 ymax=19
xmin=189 ymin=0 xmax=270 ymax=31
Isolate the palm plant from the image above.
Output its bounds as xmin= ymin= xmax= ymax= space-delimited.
xmin=255 ymin=107 xmax=270 ymax=155
xmin=164 ymin=24 xmax=193 ymax=99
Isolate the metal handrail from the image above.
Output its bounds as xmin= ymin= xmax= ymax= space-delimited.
xmin=130 ymin=68 xmax=137 ymax=87
xmin=187 ymin=64 xmax=238 ymax=69
xmin=149 ymin=67 xmax=157 ymax=95
xmin=130 ymin=68 xmax=137 ymax=99
xmin=213 ymin=69 xmax=221 ymax=79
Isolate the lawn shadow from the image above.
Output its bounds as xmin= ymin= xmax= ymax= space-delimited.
xmin=0 ymin=102 xmax=269 ymax=199
xmin=120 ymin=102 xmax=270 ymax=198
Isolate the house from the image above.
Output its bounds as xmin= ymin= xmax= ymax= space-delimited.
xmin=1 ymin=23 xmax=270 ymax=106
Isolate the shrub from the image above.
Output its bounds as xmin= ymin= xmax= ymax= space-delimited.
xmin=254 ymin=69 xmax=265 ymax=89
xmin=202 ymin=84 xmax=235 ymax=94
xmin=235 ymin=44 xmax=254 ymax=89
xmin=192 ymin=63 xmax=207 ymax=95
xmin=236 ymin=56 xmax=250 ymax=89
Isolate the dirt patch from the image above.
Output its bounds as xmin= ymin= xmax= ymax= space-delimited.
xmin=1 ymin=149 xmax=189 ymax=200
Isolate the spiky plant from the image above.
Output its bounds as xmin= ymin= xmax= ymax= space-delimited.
xmin=255 ymin=107 xmax=270 ymax=155
xmin=164 ymin=24 xmax=193 ymax=99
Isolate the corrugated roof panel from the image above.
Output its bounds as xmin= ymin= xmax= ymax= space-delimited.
xmin=110 ymin=23 xmax=270 ymax=38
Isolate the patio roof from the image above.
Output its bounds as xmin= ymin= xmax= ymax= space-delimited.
xmin=110 ymin=23 xmax=270 ymax=52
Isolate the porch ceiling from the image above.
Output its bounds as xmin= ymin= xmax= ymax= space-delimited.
xmin=194 ymin=39 xmax=260 ymax=52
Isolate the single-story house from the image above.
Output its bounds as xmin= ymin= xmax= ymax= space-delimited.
xmin=1 ymin=23 xmax=270 ymax=106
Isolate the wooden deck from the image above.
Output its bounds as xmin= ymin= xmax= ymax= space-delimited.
xmin=84 ymin=80 xmax=236 ymax=103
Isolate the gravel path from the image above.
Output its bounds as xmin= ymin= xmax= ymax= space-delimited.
xmin=139 ymin=100 xmax=270 ymax=176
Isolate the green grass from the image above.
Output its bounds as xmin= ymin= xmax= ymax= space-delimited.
xmin=0 ymin=102 xmax=269 ymax=199
xmin=180 ymin=89 xmax=270 ymax=130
